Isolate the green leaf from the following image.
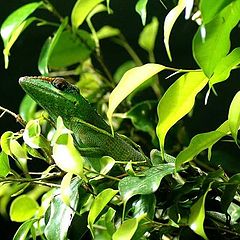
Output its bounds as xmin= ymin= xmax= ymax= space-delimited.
xmin=3 ymin=18 xmax=36 ymax=69
xmin=164 ymin=0 xmax=186 ymax=61
xmin=138 ymin=17 xmax=159 ymax=53
xmin=119 ymin=164 xmax=175 ymax=202
xmin=156 ymin=71 xmax=208 ymax=158
xmin=38 ymin=18 xmax=68 ymax=74
xmin=44 ymin=178 xmax=82 ymax=240
xmin=107 ymin=64 xmax=166 ymax=130
xmin=10 ymin=195 xmax=39 ymax=222
xmin=96 ymin=26 xmax=120 ymax=39
xmin=23 ymin=119 xmax=49 ymax=149
xmin=13 ymin=218 xmax=38 ymax=240
xmin=0 ymin=2 xmax=42 ymax=45
xmin=49 ymin=30 xmax=95 ymax=68
xmin=10 ymin=139 xmax=29 ymax=162
xmin=88 ymin=188 xmax=118 ymax=236
xmin=188 ymin=185 xmax=211 ymax=240
xmin=112 ymin=218 xmax=138 ymax=240
xmin=209 ymin=47 xmax=240 ymax=87
xmin=200 ymin=0 xmax=235 ymax=24
xmin=60 ymin=172 xmax=73 ymax=207
xmin=0 ymin=131 xmax=14 ymax=155
xmin=0 ymin=152 xmax=10 ymax=177
xmin=175 ymin=121 xmax=230 ymax=170
xmin=228 ymin=91 xmax=240 ymax=144
xmin=135 ymin=0 xmax=148 ymax=25
xmin=71 ymin=0 xmax=104 ymax=29
xmin=221 ymin=173 xmax=240 ymax=213
xmin=193 ymin=1 xmax=240 ymax=77
xmin=19 ymin=94 xmax=37 ymax=121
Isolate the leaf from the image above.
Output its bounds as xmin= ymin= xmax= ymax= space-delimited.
xmin=0 ymin=152 xmax=10 ymax=177
xmin=88 ymin=188 xmax=118 ymax=236
xmin=193 ymin=1 xmax=240 ymax=77
xmin=96 ymin=26 xmax=120 ymax=39
xmin=221 ymin=173 xmax=240 ymax=213
xmin=10 ymin=195 xmax=39 ymax=222
xmin=0 ymin=131 xmax=14 ymax=155
xmin=0 ymin=2 xmax=42 ymax=45
xmin=200 ymin=0 xmax=235 ymax=24
xmin=60 ymin=172 xmax=73 ymax=207
xmin=19 ymin=94 xmax=37 ymax=122
xmin=71 ymin=0 xmax=104 ymax=29
xmin=49 ymin=30 xmax=95 ymax=68
xmin=44 ymin=178 xmax=81 ymax=240
xmin=23 ymin=119 xmax=49 ymax=149
xmin=175 ymin=121 xmax=230 ymax=170
xmin=156 ymin=71 xmax=208 ymax=158
xmin=10 ymin=139 xmax=29 ymax=162
xmin=209 ymin=48 xmax=240 ymax=87
xmin=164 ymin=0 xmax=186 ymax=61
xmin=13 ymin=218 xmax=38 ymax=240
xmin=138 ymin=17 xmax=159 ymax=53
xmin=189 ymin=185 xmax=211 ymax=240
xmin=38 ymin=18 xmax=68 ymax=74
xmin=107 ymin=63 xmax=166 ymax=130
xmin=135 ymin=0 xmax=148 ymax=25
xmin=112 ymin=218 xmax=138 ymax=240
xmin=228 ymin=91 xmax=240 ymax=144
xmin=3 ymin=18 xmax=36 ymax=69
xmin=119 ymin=164 xmax=175 ymax=202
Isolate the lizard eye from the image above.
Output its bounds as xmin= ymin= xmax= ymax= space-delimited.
xmin=52 ymin=78 xmax=69 ymax=91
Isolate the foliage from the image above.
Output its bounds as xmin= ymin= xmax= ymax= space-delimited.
xmin=0 ymin=0 xmax=240 ymax=239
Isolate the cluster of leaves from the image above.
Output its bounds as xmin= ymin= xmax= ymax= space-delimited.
xmin=0 ymin=0 xmax=240 ymax=239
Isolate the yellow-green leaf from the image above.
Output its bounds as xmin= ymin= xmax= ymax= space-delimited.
xmin=0 ymin=131 xmax=14 ymax=155
xmin=164 ymin=0 xmax=186 ymax=61
xmin=60 ymin=172 xmax=73 ymax=207
xmin=189 ymin=185 xmax=211 ymax=240
xmin=156 ymin=71 xmax=208 ymax=158
xmin=228 ymin=91 xmax=240 ymax=144
xmin=112 ymin=218 xmax=138 ymax=240
xmin=10 ymin=195 xmax=39 ymax=222
xmin=71 ymin=0 xmax=103 ymax=29
xmin=107 ymin=63 xmax=166 ymax=130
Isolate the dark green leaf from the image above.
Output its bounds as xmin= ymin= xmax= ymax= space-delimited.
xmin=119 ymin=164 xmax=175 ymax=202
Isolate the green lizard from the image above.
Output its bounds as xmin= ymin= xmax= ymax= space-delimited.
xmin=19 ymin=76 xmax=148 ymax=162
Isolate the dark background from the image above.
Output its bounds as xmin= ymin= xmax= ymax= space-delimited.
xmin=0 ymin=1 xmax=239 ymax=239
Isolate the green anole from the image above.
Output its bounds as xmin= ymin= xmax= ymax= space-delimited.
xmin=19 ymin=76 xmax=148 ymax=162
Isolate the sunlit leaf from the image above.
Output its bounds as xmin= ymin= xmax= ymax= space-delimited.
xmin=193 ymin=1 xmax=240 ymax=77
xmin=19 ymin=94 xmax=37 ymax=121
xmin=38 ymin=18 xmax=68 ymax=74
xmin=228 ymin=91 xmax=240 ymax=144
xmin=112 ymin=218 xmax=138 ymax=240
xmin=164 ymin=0 xmax=186 ymax=61
xmin=0 ymin=2 xmax=42 ymax=45
xmin=0 ymin=152 xmax=10 ymax=177
xmin=119 ymin=164 xmax=174 ymax=202
xmin=60 ymin=172 xmax=73 ymax=207
xmin=0 ymin=131 xmax=14 ymax=155
xmin=209 ymin=48 xmax=240 ymax=87
xmin=156 ymin=71 xmax=208 ymax=158
xmin=107 ymin=64 xmax=166 ymax=130
xmin=175 ymin=121 xmax=230 ymax=170
xmin=189 ymin=184 xmax=211 ymax=240
xmin=96 ymin=26 xmax=120 ymax=39
xmin=135 ymin=0 xmax=148 ymax=25
xmin=13 ymin=218 xmax=38 ymax=240
xmin=138 ymin=17 xmax=159 ymax=53
xmin=71 ymin=0 xmax=104 ymax=29
xmin=10 ymin=139 xmax=29 ymax=161
xmin=3 ymin=18 xmax=36 ymax=69
xmin=10 ymin=195 xmax=39 ymax=222
xmin=185 ymin=0 xmax=194 ymax=19
xmin=200 ymin=0 xmax=235 ymax=24
xmin=88 ymin=188 xmax=118 ymax=236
